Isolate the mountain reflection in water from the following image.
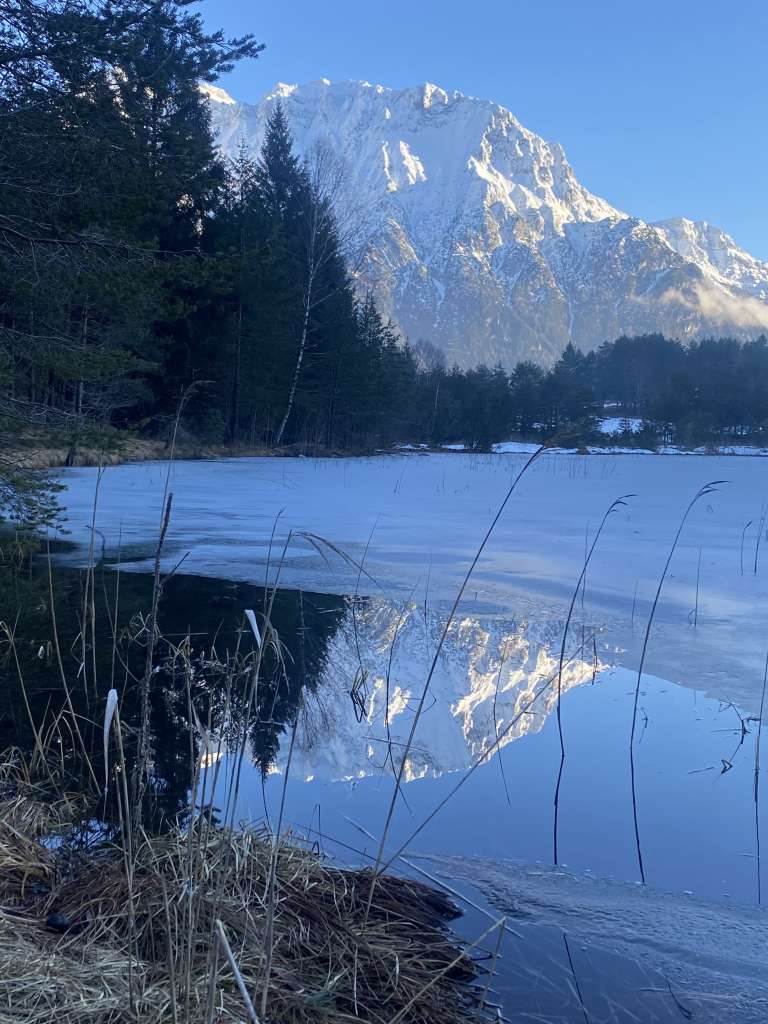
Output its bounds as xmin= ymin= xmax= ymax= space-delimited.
xmin=1 ymin=557 xmax=601 ymax=806
xmin=289 ymin=598 xmax=598 ymax=782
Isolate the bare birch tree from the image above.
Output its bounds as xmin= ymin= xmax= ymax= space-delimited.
xmin=274 ymin=142 xmax=365 ymax=445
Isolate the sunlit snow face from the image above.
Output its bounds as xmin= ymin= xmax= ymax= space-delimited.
xmin=203 ymin=78 xmax=768 ymax=368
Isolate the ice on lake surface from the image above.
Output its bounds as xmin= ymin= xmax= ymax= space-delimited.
xmin=57 ymin=449 xmax=768 ymax=711
xmin=55 ymin=450 xmax=768 ymax=1021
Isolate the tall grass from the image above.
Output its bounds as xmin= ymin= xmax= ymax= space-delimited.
xmin=0 ymin=521 xmax=484 ymax=1024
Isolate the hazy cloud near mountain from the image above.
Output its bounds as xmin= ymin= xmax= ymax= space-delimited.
xmin=660 ymin=282 xmax=768 ymax=330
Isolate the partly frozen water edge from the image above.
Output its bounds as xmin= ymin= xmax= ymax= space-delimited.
xmin=56 ymin=449 xmax=768 ymax=712
xmin=434 ymin=857 xmax=768 ymax=1024
xmin=220 ymin=655 xmax=768 ymax=1022
xmin=50 ymin=450 xmax=768 ymax=1019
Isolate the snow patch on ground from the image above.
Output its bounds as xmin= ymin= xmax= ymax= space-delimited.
xmin=440 ymin=438 xmax=768 ymax=456
xmin=597 ymin=416 xmax=644 ymax=435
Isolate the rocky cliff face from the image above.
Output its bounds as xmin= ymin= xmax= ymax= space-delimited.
xmin=204 ymin=79 xmax=768 ymax=368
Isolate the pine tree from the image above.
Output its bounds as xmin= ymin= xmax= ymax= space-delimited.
xmin=256 ymin=103 xmax=306 ymax=220
xmin=255 ymin=112 xmax=355 ymax=444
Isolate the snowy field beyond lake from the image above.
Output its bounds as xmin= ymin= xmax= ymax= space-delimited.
xmin=58 ymin=449 xmax=768 ymax=712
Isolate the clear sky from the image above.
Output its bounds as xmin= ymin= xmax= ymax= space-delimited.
xmin=201 ymin=0 xmax=767 ymax=259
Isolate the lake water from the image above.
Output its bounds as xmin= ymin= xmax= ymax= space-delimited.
xmin=27 ymin=451 xmax=768 ymax=1020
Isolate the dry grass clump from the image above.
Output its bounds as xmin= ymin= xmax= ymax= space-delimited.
xmin=0 ymin=752 xmax=84 ymax=907
xmin=0 ymin=761 xmax=480 ymax=1024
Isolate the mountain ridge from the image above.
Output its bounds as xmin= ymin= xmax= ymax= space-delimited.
xmin=203 ymin=78 xmax=768 ymax=368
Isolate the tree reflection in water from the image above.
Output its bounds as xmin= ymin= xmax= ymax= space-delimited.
xmin=0 ymin=541 xmax=347 ymax=828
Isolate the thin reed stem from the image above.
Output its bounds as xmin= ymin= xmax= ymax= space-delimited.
xmin=554 ymin=495 xmax=632 ymax=865
xmin=45 ymin=539 xmax=99 ymax=790
xmin=630 ymin=480 xmax=725 ymax=884
xmin=741 ymin=520 xmax=752 ymax=576
xmin=755 ymin=644 xmax=767 ymax=904
xmin=386 ymin=918 xmax=504 ymax=1024
xmin=380 ymin=632 xmax=601 ymax=873
xmin=365 ymin=447 xmax=544 ymax=922
xmin=216 ymin=921 xmax=261 ymax=1024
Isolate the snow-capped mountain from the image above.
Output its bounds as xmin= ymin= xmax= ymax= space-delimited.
xmin=203 ymin=79 xmax=768 ymax=368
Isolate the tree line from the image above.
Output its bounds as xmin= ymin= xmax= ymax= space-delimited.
xmin=0 ymin=0 xmax=479 ymax=463
xmin=370 ymin=333 xmax=768 ymax=451
xmin=494 ymin=334 xmax=768 ymax=448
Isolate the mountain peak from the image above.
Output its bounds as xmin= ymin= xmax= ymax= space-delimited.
xmin=198 ymin=82 xmax=236 ymax=105
xmin=421 ymin=82 xmax=449 ymax=107
xmin=268 ymin=81 xmax=299 ymax=99
xmin=205 ymin=78 xmax=768 ymax=365
xmin=654 ymin=217 xmax=768 ymax=301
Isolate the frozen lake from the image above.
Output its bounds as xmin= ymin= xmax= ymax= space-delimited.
xmin=57 ymin=449 xmax=768 ymax=710
xmin=51 ymin=450 xmax=768 ymax=1021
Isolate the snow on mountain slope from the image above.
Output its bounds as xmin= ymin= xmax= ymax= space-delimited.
xmin=202 ymin=79 xmax=768 ymax=368
xmin=654 ymin=217 xmax=768 ymax=300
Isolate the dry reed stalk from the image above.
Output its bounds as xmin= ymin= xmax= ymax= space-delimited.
xmin=45 ymin=542 xmax=99 ymax=791
xmin=1 ymin=622 xmax=47 ymax=770
xmin=630 ymin=480 xmax=725 ymax=884
xmin=553 ymin=495 xmax=632 ymax=865
xmin=215 ymin=919 xmax=261 ymax=1023
xmin=135 ymin=490 xmax=173 ymax=815
xmin=479 ymin=918 xmax=506 ymax=1013
xmin=741 ymin=520 xmax=752 ymax=576
xmin=81 ymin=461 xmax=105 ymax=711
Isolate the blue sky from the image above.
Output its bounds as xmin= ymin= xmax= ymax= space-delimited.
xmin=201 ymin=0 xmax=767 ymax=259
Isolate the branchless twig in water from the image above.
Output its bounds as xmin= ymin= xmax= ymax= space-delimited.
xmin=630 ymin=480 xmax=726 ymax=884
xmin=553 ymin=495 xmax=633 ymax=866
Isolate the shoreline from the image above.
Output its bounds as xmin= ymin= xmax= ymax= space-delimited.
xmin=11 ymin=436 xmax=768 ymax=472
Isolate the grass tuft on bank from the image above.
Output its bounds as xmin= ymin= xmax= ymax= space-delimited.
xmin=0 ymin=754 xmax=481 ymax=1024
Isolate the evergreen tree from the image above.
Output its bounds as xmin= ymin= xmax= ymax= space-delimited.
xmin=256 ymin=103 xmax=306 ymax=220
